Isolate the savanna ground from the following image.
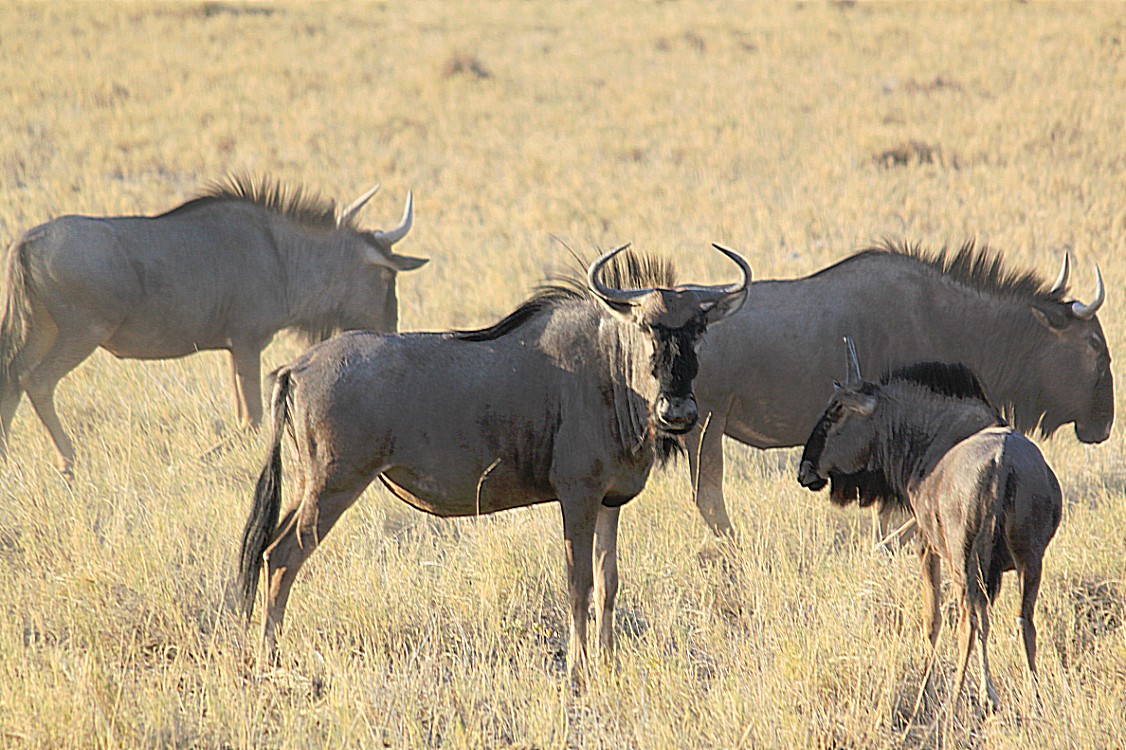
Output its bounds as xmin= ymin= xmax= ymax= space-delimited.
xmin=1 ymin=1 xmax=1124 ymax=747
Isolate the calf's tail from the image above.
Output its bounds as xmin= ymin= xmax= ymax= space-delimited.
xmin=969 ymin=466 xmax=1016 ymax=607
xmin=237 ymin=368 xmax=292 ymax=620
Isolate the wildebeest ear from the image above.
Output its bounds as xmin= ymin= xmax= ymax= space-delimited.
xmin=1029 ymin=305 xmax=1068 ymax=330
xmin=594 ymin=297 xmax=640 ymax=324
xmin=839 ymin=391 xmax=877 ymax=416
xmin=386 ymin=253 xmax=429 ymax=272
xmin=701 ymin=288 xmax=748 ymax=324
xmin=364 ymin=245 xmax=429 ymax=272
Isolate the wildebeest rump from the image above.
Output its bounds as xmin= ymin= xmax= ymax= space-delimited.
xmin=798 ymin=344 xmax=1062 ymax=713
xmin=689 ymin=240 xmax=1108 ymax=536
xmin=236 ymin=244 xmax=751 ymax=682
xmin=0 ymin=175 xmax=426 ymax=473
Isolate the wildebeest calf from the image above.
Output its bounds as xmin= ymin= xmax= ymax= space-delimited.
xmin=798 ymin=340 xmax=1062 ymax=713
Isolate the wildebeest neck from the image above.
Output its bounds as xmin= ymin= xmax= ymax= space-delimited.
xmin=874 ymin=383 xmax=1003 ymax=497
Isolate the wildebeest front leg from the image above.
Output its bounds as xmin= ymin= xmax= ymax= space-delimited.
xmin=560 ymin=496 xmax=598 ymax=686
xmin=593 ymin=505 xmax=620 ymax=663
xmin=229 ymin=344 xmax=263 ymax=428
xmin=1017 ymin=559 xmax=1044 ymax=696
xmin=686 ymin=407 xmax=734 ymax=537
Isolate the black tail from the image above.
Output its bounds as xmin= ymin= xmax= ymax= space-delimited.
xmin=0 ymin=239 xmax=33 ymax=408
xmin=985 ymin=469 xmax=1019 ymax=603
xmin=237 ymin=368 xmax=292 ymax=620
xmin=968 ymin=464 xmax=1015 ymax=608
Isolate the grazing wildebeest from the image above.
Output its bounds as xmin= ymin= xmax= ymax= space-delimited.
xmin=688 ymin=240 xmax=1108 ymax=538
xmin=0 ymin=175 xmax=426 ymax=473
xmin=236 ymin=244 xmax=751 ymax=682
xmin=798 ymin=341 xmax=1062 ymax=714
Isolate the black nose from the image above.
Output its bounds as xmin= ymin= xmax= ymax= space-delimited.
xmin=656 ymin=395 xmax=698 ymax=432
xmin=798 ymin=460 xmax=827 ymax=490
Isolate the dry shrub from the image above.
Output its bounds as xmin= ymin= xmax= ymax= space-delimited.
xmin=1040 ymin=576 xmax=1125 ymax=671
xmin=875 ymin=140 xmax=952 ymax=168
xmin=198 ymin=2 xmax=276 ymax=18
xmin=443 ymin=54 xmax=492 ymax=80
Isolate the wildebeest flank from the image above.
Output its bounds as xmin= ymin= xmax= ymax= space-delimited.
xmin=798 ymin=344 xmax=1062 ymax=714
xmin=689 ymin=240 xmax=1109 ymax=536
xmin=236 ymin=244 xmax=751 ymax=684
xmin=0 ymin=175 xmax=426 ymax=473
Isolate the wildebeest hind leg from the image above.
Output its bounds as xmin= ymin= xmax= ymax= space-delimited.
xmin=949 ymin=600 xmax=977 ymax=718
xmin=259 ymin=483 xmax=366 ymax=664
xmin=1016 ymin=558 xmax=1043 ymax=691
xmin=592 ymin=506 xmax=620 ymax=664
xmin=973 ymin=598 xmax=999 ymax=712
xmin=19 ymin=330 xmax=104 ymax=474
xmin=916 ymin=546 xmax=943 ymax=707
xmin=0 ymin=381 xmax=21 ymax=457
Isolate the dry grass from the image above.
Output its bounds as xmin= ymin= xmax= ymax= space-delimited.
xmin=1 ymin=1 xmax=1125 ymax=748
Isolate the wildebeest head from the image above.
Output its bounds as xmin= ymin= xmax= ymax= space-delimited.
xmin=337 ymin=186 xmax=428 ymax=333
xmin=587 ymin=243 xmax=750 ymax=435
xmin=1030 ymin=256 xmax=1112 ymax=443
xmin=798 ymin=382 xmax=882 ymax=502
xmin=798 ymin=337 xmax=886 ymax=505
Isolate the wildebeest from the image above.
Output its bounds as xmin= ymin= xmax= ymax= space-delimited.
xmin=0 ymin=175 xmax=426 ymax=473
xmin=798 ymin=341 xmax=1062 ymax=713
xmin=688 ymin=240 xmax=1108 ymax=537
xmin=236 ymin=244 xmax=751 ymax=682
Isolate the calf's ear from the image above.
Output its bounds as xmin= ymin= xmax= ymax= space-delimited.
xmin=839 ymin=391 xmax=877 ymax=417
xmin=595 ymin=296 xmax=642 ymax=325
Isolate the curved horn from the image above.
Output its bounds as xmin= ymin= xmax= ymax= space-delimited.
xmin=587 ymin=244 xmax=651 ymax=305
xmin=338 ymin=183 xmax=380 ymax=227
xmin=677 ymin=244 xmax=753 ymax=295
xmin=1049 ymin=252 xmax=1070 ymax=296
xmin=843 ymin=336 xmax=862 ymax=386
xmin=371 ymin=191 xmax=414 ymax=246
xmin=1071 ymin=263 xmax=1105 ymax=320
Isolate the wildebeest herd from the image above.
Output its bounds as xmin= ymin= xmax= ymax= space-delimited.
xmin=0 ymin=175 xmax=1114 ymax=715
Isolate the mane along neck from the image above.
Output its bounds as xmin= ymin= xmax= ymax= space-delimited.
xmin=873 ymin=381 xmax=1004 ymax=504
xmin=161 ymin=173 xmax=346 ymax=232
xmin=836 ymin=241 xmax=1065 ymax=438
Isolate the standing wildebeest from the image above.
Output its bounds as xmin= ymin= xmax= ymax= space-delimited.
xmin=0 ymin=175 xmax=426 ymax=473
xmin=798 ymin=342 xmax=1062 ymax=713
xmin=236 ymin=244 xmax=751 ymax=681
xmin=688 ymin=241 xmax=1108 ymax=537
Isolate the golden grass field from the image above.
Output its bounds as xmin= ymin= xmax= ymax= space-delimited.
xmin=1 ymin=1 xmax=1124 ymax=747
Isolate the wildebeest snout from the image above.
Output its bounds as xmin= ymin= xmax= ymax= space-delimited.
xmin=656 ymin=394 xmax=698 ymax=433
xmin=798 ymin=460 xmax=828 ymax=490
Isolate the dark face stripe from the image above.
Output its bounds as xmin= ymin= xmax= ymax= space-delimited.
xmin=800 ymin=411 xmax=832 ymax=472
xmin=650 ymin=323 xmax=703 ymax=398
